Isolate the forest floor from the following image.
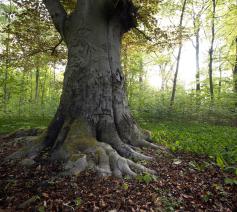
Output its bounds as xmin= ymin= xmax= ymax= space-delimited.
xmin=0 ymin=120 xmax=237 ymax=211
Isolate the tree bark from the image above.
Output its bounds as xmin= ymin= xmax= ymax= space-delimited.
xmin=3 ymin=0 xmax=12 ymax=114
xmin=6 ymin=0 xmax=163 ymax=177
xmin=208 ymin=0 xmax=216 ymax=103
xmin=41 ymin=70 xmax=47 ymax=118
xmin=234 ymin=37 xmax=237 ymax=94
xmin=35 ymin=67 xmax=40 ymax=102
xmin=233 ymin=37 xmax=237 ymax=126
xmin=170 ymin=0 xmax=187 ymax=107
xmin=138 ymin=58 xmax=143 ymax=110
xmin=191 ymin=0 xmax=205 ymax=105
xmin=194 ymin=26 xmax=201 ymax=107
xmin=195 ymin=26 xmax=201 ymax=93
xmin=122 ymin=44 xmax=129 ymax=93
xmin=3 ymin=38 xmax=9 ymax=113
xmin=29 ymin=70 xmax=33 ymax=114
xmin=18 ymin=70 xmax=26 ymax=117
xmin=218 ymin=50 xmax=222 ymax=99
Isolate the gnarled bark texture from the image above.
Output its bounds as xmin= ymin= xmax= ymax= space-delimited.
xmin=5 ymin=0 xmax=164 ymax=177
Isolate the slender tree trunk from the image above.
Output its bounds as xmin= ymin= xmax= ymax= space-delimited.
xmin=195 ymin=27 xmax=201 ymax=92
xmin=138 ymin=58 xmax=143 ymax=110
xmin=218 ymin=66 xmax=222 ymax=98
xmin=41 ymin=70 xmax=47 ymax=118
xmin=29 ymin=70 xmax=33 ymax=115
xmin=159 ymin=63 xmax=168 ymax=104
xmin=18 ymin=71 xmax=26 ymax=117
xmin=233 ymin=37 xmax=237 ymax=126
xmin=3 ymin=0 xmax=12 ymax=114
xmin=160 ymin=67 xmax=165 ymax=91
xmin=160 ymin=63 xmax=168 ymax=91
xmin=234 ymin=37 xmax=237 ymax=94
xmin=208 ymin=0 xmax=216 ymax=103
xmin=35 ymin=67 xmax=40 ymax=102
xmin=3 ymin=36 xmax=9 ymax=113
xmin=192 ymin=0 xmax=205 ymax=106
xmin=170 ymin=0 xmax=187 ymax=107
xmin=6 ymin=0 xmax=162 ymax=177
xmin=50 ymin=61 xmax=57 ymax=103
xmin=195 ymin=26 xmax=201 ymax=107
xmin=218 ymin=50 xmax=222 ymax=98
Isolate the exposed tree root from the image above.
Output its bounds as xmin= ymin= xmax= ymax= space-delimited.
xmin=3 ymin=118 xmax=169 ymax=178
xmin=60 ymin=142 xmax=156 ymax=177
xmin=3 ymin=135 xmax=46 ymax=163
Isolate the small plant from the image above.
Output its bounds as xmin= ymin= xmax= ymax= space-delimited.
xmin=188 ymin=161 xmax=209 ymax=171
xmin=156 ymin=188 xmax=181 ymax=211
xmin=75 ymin=197 xmax=82 ymax=207
xmin=160 ymin=196 xmax=181 ymax=212
xmin=224 ymin=178 xmax=237 ymax=185
xmin=202 ymin=192 xmax=212 ymax=203
xmin=216 ymin=155 xmax=225 ymax=170
xmin=38 ymin=206 xmax=45 ymax=212
xmin=212 ymin=183 xmax=228 ymax=197
xmin=142 ymin=121 xmax=237 ymax=174
xmin=136 ymin=173 xmax=156 ymax=184
xmin=122 ymin=183 xmax=129 ymax=190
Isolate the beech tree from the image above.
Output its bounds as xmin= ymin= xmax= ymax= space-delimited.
xmin=208 ymin=0 xmax=216 ymax=102
xmin=5 ymin=0 xmax=164 ymax=177
xmin=170 ymin=0 xmax=187 ymax=107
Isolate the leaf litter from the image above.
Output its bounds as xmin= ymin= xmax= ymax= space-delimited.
xmin=0 ymin=133 xmax=236 ymax=211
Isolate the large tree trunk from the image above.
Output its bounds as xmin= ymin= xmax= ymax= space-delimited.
xmin=6 ymin=0 xmax=161 ymax=177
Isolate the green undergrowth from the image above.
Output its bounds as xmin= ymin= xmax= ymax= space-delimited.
xmin=142 ymin=121 xmax=237 ymax=172
xmin=1 ymin=118 xmax=237 ymax=174
xmin=0 ymin=117 xmax=51 ymax=134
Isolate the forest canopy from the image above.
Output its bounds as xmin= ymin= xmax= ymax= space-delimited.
xmin=0 ymin=0 xmax=237 ymax=125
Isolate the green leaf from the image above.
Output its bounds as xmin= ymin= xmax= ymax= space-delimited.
xmin=38 ymin=206 xmax=45 ymax=212
xmin=216 ymin=155 xmax=225 ymax=170
xmin=224 ymin=178 xmax=237 ymax=185
xmin=136 ymin=173 xmax=155 ymax=184
xmin=75 ymin=197 xmax=82 ymax=206
xmin=122 ymin=183 xmax=129 ymax=190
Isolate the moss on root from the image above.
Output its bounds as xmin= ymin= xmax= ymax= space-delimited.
xmin=63 ymin=119 xmax=97 ymax=153
xmin=141 ymin=129 xmax=152 ymax=139
xmin=4 ymin=118 xmax=161 ymax=177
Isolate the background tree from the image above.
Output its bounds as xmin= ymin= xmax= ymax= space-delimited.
xmin=170 ymin=0 xmax=188 ymax=107
xmin=208 ymin=0 xmax=216 ymax=103
xmin=190 ymin=0 xmax=206 ymax=102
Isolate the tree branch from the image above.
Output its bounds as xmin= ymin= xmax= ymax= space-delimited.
xmin=43 ymin=0 xmax=68 ymax=39
xmin=134 ymin=27 xmax=152 ymax=41
xmin=51 ymin=38 xmax=63 ymax=55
